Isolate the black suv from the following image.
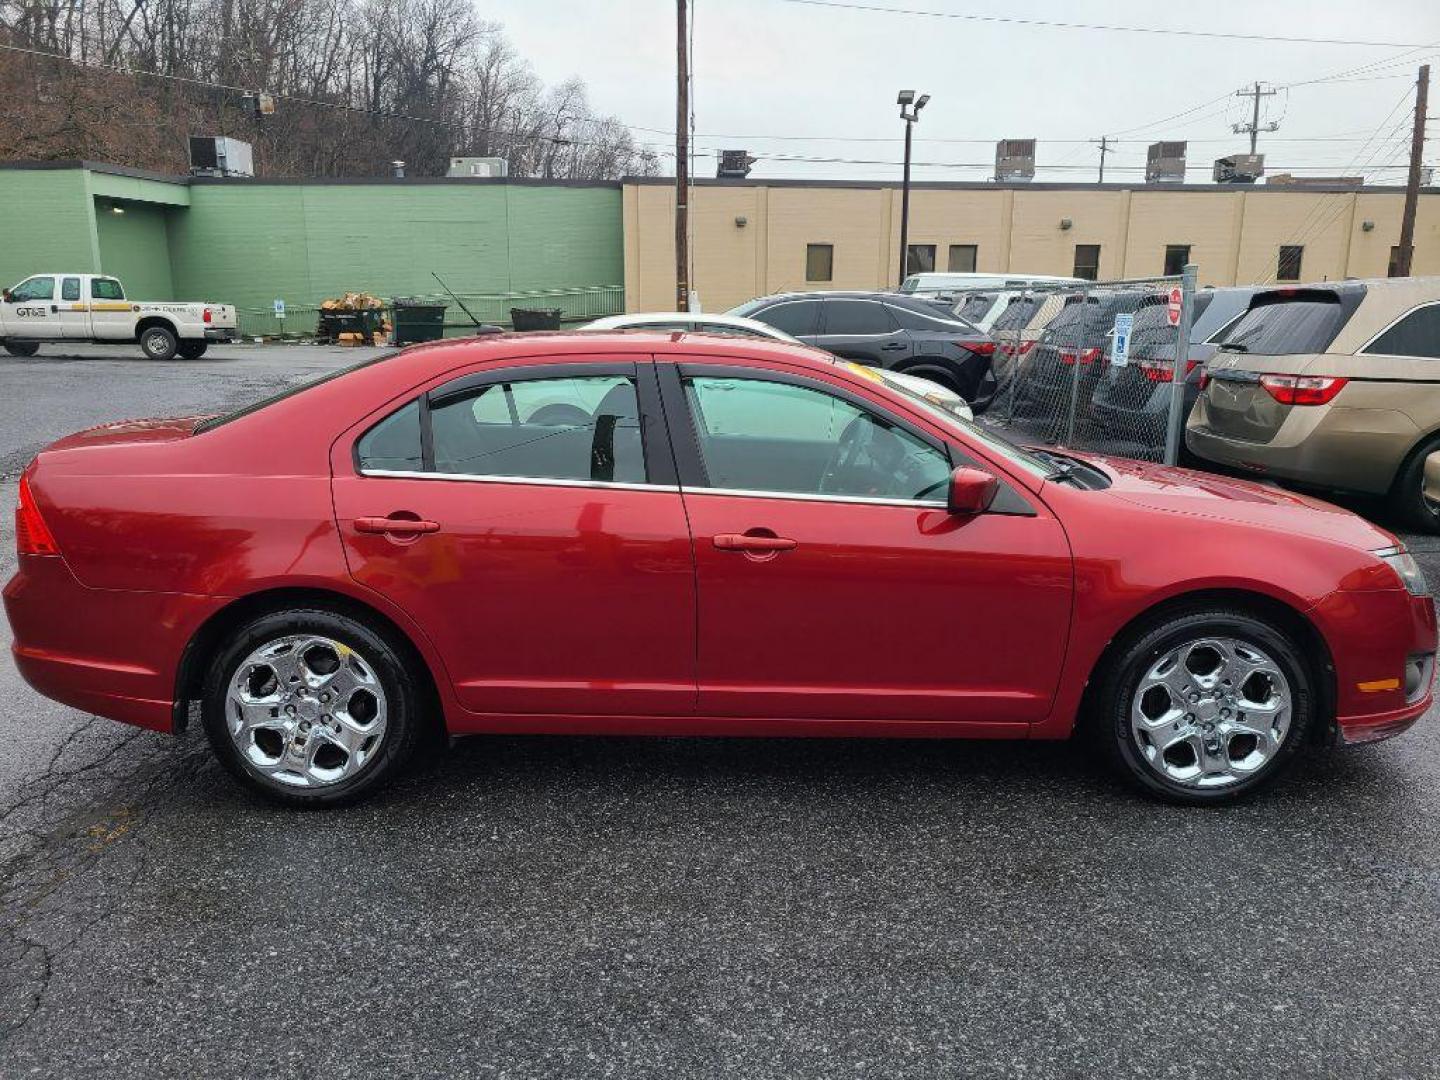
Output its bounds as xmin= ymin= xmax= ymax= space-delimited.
xmin=1012 ymin=290 xmax=1149 ymax=427
xmin=727 ymin=291 xmax=997 ymax=408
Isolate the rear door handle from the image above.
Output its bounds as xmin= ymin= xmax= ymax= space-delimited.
xmin=713 ymin=533 xmax=797 ymax=553
xmin=355 ymin=515 xmax=440 ymax=535
xmin=880 ymin=342 xmax=906 ymax=351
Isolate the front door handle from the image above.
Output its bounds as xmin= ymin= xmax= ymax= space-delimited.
xmin=355 ymin=515 xmax=440 ymax=536
xmin=713 ymin=532 xmax=797 ymax=553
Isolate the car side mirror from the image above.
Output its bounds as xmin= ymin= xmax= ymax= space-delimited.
xmin=947 ymin=466 xmax=998 ymax=515
xmin=1 ymin=290 xmax=10 ymax=303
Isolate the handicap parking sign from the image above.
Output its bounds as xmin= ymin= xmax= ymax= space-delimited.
xmin=1110 ymin=312 xmax=1134 ymax=366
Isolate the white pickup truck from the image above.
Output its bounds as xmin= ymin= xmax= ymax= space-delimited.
xmin=0 ymin=273 xmax=237 ymax=360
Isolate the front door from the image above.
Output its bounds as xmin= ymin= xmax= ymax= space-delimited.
xmin=2 ymin=276 xmax=64 ymax=339
xmin=661 ymin=360 xmax=1072 ymax=727
xmin=331 ymin=360 xmax=697 ymax=719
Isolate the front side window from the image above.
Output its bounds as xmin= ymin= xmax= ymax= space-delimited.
xmin=9 ymin=276 xmax=54 ymax=301
xmin=948 ymin=245 xmax=978 ymax=273
xmin=1073 ymin=245 xmax=1101 ymax=281
xmin=906 ymin=244 xmax=937 ymax=276
xmin=1362 ymin=304 xmax=1440 ymax=359
xmin=430 ymin=374 xmax=645 ymax=483
xmin=754 ymin=300 xmax=821 ymax=337
xmin=91 ymin=278 xmax=125 ymax=300
xmin=683 ymin=375 xmax=951 ymax=502
xmin=805 ymin=244 xmax=834 ymax=282
xmin=61 ymin=277 xmax=81 ymax=302
xmin=1277 ymin=246 xmax=1304 ymax=282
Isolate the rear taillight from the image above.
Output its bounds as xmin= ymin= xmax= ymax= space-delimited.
xmin=1199 ymin=370 xmax=1211 ymax=390
xmin=1139 ymin=358 xmax=1200 ymax=383
xmin=1259 ymin=374 xmax=1348 ymax=406
xmin=1061 ymin=347 xmax=1102 ymax=366
xmin=203 ymin=307 xmax=213 ymax=324
xmin=963 ymin=340 xmax=996 ymax=356
xmin=1018 ymin=340 xmax=1035 ymax=355
xmin=16 ymin=475 xmax=59 ymax=557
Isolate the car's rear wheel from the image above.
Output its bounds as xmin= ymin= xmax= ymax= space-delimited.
xmin=1091 ymin=607 xmax=1315 ymax=805
xmin=178 ymin=341 xmax=209 ymax=360
xmin=201 ymin=608 xmax=425 ymax=807
xmin=1388 ymin=436 xmax=1440 ymax=533
xmin=139 ymin=324 xmax=178 ymax=361
xmin=3 ymin=341 xmax=39 ymax=357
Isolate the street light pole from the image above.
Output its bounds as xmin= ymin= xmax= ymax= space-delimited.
xmin=896 ymin=90 xmax=928 ymax=287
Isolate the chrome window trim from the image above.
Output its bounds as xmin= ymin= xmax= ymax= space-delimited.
xmin=1357 ymin=300 xmax=1440 ymax=358
xmin=358 ymin=468 xmax=678 ymax=493
xmin=683 ymin=485 xmax=947 ymax=510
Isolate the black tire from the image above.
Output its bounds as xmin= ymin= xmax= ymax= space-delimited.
xmin=139 ymin=324 xmax=178 ymax=361
xmin=177 ymin=340 xmax=209 ymax=360
xmin=1088 ymin=606 xmax=1316 ymax=806
xmin=1388 ymin=437 xmax=1440 ymax=533
xmin=3 ymin=341 xmax=39 ymax=357
xmin=201 ymin=608 xmax=426 ymax=807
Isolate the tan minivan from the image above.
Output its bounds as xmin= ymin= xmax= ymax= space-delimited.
xmin=1187 ymin=277 xmax=1440 ymax=530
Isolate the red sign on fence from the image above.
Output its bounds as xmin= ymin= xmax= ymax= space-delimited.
xmin=1167 ymin=286 xmax=1183 ymax=326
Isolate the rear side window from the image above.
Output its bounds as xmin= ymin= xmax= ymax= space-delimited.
xmin=823 ymin=300 xmax=894 ymax=335
xmin=755 ymin=300 xmax=820 ymax=336
xmin=61 ymin=277 xmax=81 ymax=302
xmin=430 ymin=375 xmax=645 ymax=484
xmin=1362 ymin=304 xmax=1440 ymax=359
xmin=887 ymin=302 xmax=977 ymax=334
xmin=1221 ymin=291 xmax=1357 ymax=356
xmin=91 ymin=278 xmax=124 ymax=300
xmin=356 ymin=401 xmax=423 ymax=472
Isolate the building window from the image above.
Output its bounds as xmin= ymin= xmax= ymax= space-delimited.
xmin=948 ymin=244 xmax=978 ymax=273
xmin=1163 ymin=244 xmax=1191 ymax=276
xmin=805 ymin=243 xmax=834 ymax=282
xmin=1389 ymin=245 xmax=1406 ymax=278
xmin=1073 ymin=244 xmax=1101 ymax=281
xmin=906 ymin=244 xmax=937 ymax=275
xmin=1277 ymin=245 xmax=1304 ymax=282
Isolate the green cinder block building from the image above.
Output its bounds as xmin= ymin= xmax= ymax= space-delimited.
xmin=0 ymin=161 xmax=626 ymax=335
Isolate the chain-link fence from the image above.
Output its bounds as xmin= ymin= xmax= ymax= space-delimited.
xmin=969 ymin=271 xmax=1197 ymax=464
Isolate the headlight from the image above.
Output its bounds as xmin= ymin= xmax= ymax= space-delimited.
xmin=1377 ymin=547 xmax=1429 ymax=596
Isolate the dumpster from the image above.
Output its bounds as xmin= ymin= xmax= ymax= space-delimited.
xmin=317 ymin=307 xmax=385 ymax=344
xmin=510 ymin=307 xmax=563 ymax=331
xmin=392 ymin=298 xmax=448 ymax=345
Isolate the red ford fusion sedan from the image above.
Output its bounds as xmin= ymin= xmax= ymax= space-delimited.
xmin=5 ymin=332 xmax=1435 ymax=807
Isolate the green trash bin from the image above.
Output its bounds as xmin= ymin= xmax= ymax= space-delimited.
xmin=392 ymin=298 xmax=448 ymax=345
xmin=510 ymin=307 xmax=563 ymax=331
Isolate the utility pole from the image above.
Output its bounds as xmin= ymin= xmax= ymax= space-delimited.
xmin=674 ymin=0 xmax=689 ymax=312
xmin=1396 ymin=63 xmax=1430 ymax=278
xmin=1232 ymin=81 xmax=1279 ymax=155
xmin=1092 ymin=136 xmax=1111 ymax=183
xmin=896 ymin=90 xmax=929 ymax=286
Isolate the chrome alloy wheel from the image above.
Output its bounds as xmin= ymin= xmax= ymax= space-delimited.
xmin=226 ymin=635 xmax=388 ymax=787
xmin=1130 ymin=636 xmax=1292 ymax=789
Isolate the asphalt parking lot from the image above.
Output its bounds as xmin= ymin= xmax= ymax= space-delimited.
xmin=4 ymin=342 xmax=1440 ymax=1079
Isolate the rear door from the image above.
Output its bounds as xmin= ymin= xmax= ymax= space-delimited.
xmin=2 ymin=276 xmax=64 ymax=339
xmin=812 ymin=298 xmax=911 ymax=366
xmin=57 ymin=276 xmax=89 ymax=339
xmin=330 ymin=358 xmax=697 ymax=719
xmin=88 ymin=277 xmax=133 ymax=340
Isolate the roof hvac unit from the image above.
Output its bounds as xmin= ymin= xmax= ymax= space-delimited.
xmin=1213 ymin=154 xmax=1265 ymax=184
xmin=995 ymin=139 xmax=1036 ymax=183
xmin=447 ymin=156 xmax=509 ymax=178
xmin=188 ymin=136 xmax=254 ymax=178
xmin=1145 ymin=141 xmax=1187 ymax=183
xmin=717 ymin=150 xmax=757 ymax=178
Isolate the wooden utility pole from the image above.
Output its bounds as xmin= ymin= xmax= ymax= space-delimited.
xmin=674 ymin=0 xmax=690 ymax=312
xmin=1233 ymin=81 xmax=1279 ymax=155
xmin=1396 ymin=63 xmax=1430 ymax=278
xmin=1092 ymin=136 xmax=1111 ymax=183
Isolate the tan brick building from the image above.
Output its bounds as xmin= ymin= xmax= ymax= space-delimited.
xmin=622 ymin=178 xmax=1440 ymax=313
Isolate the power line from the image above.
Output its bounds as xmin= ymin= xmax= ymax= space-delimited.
xmin=773 ymin=0 xmax=1423 ymax=48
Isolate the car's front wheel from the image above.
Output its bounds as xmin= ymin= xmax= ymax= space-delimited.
xmin=1091 ymin=607 xmax=1315 ymax=804
xmin=201 ymin=608 xmax=426 ymax=807
xmin=1389 ymin=436 xmax=1440 ymax=533
xmin=3 ymin=341 xmax=39 ymax=357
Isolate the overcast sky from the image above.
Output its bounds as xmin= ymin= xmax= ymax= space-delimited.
xmin=490 ymin=0 xmax=1439 ymax=184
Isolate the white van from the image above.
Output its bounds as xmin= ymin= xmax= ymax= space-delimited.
xmin=898 ymin=272 xmax=1083 ymax=297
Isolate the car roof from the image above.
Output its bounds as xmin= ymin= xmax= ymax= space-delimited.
xmin=592 ymin=311 xmax=772 ymax=328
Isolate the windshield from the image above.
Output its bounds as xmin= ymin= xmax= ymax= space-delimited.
xmin=991 ymin=295 xmax=1041 ymax=332
xmin=955 ymin=294 xmax=995 ymax=322
xmin=898 ymin=277 xmax=920 ymax=294
xmin=194 ymin=354 xmax=390 ymax=433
